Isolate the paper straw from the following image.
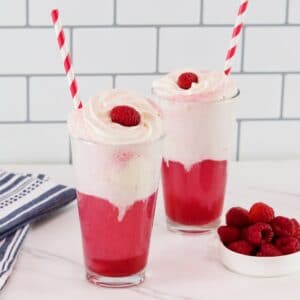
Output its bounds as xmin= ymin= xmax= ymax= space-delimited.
xmin=224 ymin=0 xmax=249 ymax=76
xmin=51 ymin=9 xmax=82 ymax=109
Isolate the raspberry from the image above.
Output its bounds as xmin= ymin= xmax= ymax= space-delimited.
xmin=249 ymin=202 xmax=275 ymax=223
xmin=291 ymin=218 xmax=300 ymax=239
xmin=217 ymin=225 xmax=240 ymax=244
xmin=110 ymin=105 xmax=141 ymax=127
xmin=275 ymin=237 xmax=300 ymax=254
xmin=177 ymin=72 xmax=198 ymax=89
xmin=227 ymin=240 xmax=254 ymax=255
xmin=245 ymin=222 xmax=274 ymax=246
xmin=271 ymin=216 xmax=295 ymax=237
xmin=226 ymin=207 xmax=251 ymax=227
xmin=240 ymin=227 xmax=248 ymax=240
xmin=256 ymin=243 xmax=282 ymax=257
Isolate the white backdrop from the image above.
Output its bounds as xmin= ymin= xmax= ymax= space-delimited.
xmin=1 ymin=0 xmax=300 ymax=163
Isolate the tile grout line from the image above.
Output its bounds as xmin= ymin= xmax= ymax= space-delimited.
xmin=155 ymin=27 xmax=160 ymax=73
xmin=236 ymin=120 xmax=241 ymax=161
xmin=69 ymin=28 xmax=73 ymax=62
xmin=112 ymin=74 xmax=116 ymax=88
xmin=200 ymin=0 xmax=204 ymax=25
xmin=25 ymin=0 xmax=29 ymax=26
xmin=240 ymin=27 xmax=246 ymax=72
xmin=4 ymin=24 xmax=300 ymax=29
xmin=113 ymin=0 xmax=117 ymax=25
xmin=26 ymin=76 xmax=30 ymax=122
xmin=285 ymin=0 xmax=290 ymax=24
xmin=280 ymin=74 xmax=286 ymax=118
xmin=2 ymin=71 xmax=300 ymax=77
xmin=68 ymin=137 xmax=72 ymax=165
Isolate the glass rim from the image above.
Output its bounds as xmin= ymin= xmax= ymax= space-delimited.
xmin=153 ymin=88 xmax=240 ymax=104
xmin=70 ymin=132 xmax=165 ymax=148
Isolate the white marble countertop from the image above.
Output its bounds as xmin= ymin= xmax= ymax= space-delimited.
xmin=1 ymin=161 xmax=300 ymax=299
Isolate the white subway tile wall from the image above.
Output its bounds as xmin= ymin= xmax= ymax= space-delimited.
xmin=74 ymin=28 xmax=156 ymax=73
xmin=0 ymin=78 xmax=27 ymax=121
xmin=30 ymin=76 xmax=113 ymax=121
xmin=29 ymin=0 xmax=114 ymax=26
xmin=0 ymin=124 xmax=69 ymax=163
xmin=233 ymin=74 xmax=282 ymax=119
xmin=0 ymin=29 xmax=70 ymax=74
xmin=115 ymin=75 xmax=159 ymax=98
xmin=0 ymin=0 xmax=26 ymax=26
xmin=30 ymin=77 xmax=74 ymax=121
xmin=203 ymin=0 xmax=286 ymax=24
xmin=283 ymin=75 xmax=300 ymax=118
xmin=240 ymin=121 xmax=300 ymax=160
xmin=117 ymin=0 xmax=201 ymax=25
xmin=0 ymin=0 xmax=299 ymax=163
xmin=159 ymin=27 xmax=242 ymax=72
xmin=288 ymin=0 xmax=300 ymax=24
xmin=244 ymin=27 xmax=300 ymax=72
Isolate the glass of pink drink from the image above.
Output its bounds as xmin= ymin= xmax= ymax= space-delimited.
xmin=69 ymin=90 xmax=163 ymax=287
xmin=153 ymin=70 xmax=238 ymax=233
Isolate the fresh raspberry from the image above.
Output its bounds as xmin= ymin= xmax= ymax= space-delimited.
xmin=256 ymin=243 xmax=282 ymax=257
xmin=227 ymin=240 xmax=254 ymax=255
xmin=226 ymin=207 xmax=252 ymax=227
xmin=249 ymin=202 xmax=275 ymax=223
xmin=271 ymin=216 xmax=295 ymax=237
xmin=291 ymin=218 xmax=300 ymax=239
xmin=275 ymin=237 xmax=300 ymax=254
xmin=177 ymin=72 xmax=199 ymax=89
xmin=240 ymin=227 xmax=248 ymax=240
xmin=110 ymin=105 xmax=141 ymax=127
xmin=245 ymin=222 xmax=274 ymax=246
xmin=217 ymin=225 xmax=240 ymax=244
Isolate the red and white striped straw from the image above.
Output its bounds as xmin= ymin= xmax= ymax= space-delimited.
xmin=51 ymin=9 xmax=82 ymax=109
xmin=224 ymin=0 xmax=249 ymax=76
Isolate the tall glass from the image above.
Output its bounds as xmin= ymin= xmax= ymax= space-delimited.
xmin=71 ymin=135 xmax=163 ymax=287
xmin=154 ymin=91 xmax=239 ymax=233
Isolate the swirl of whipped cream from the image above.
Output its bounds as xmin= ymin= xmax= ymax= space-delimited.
xmin=152 ymin=69 xmax=237 ymax=101
xmin=68 ymin=89 xmax=163 ymax=144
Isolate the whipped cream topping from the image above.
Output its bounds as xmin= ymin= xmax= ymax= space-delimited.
xmin=152 ymin=69 xmax=237 ymax=102
xmin=68 ymin=89 xmax=163 ymax=145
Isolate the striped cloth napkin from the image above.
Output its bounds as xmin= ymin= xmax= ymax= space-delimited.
xmin=0 ymin=170 xmax=76 ymax=289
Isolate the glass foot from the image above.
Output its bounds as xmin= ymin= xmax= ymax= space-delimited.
xmin=86 ymin=269 xmax=145 ymax=288
xmin=166 ymin=217 xmax=221 ymax=234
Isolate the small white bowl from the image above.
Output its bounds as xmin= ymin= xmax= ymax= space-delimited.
xmin=218 ymin=239 xmax=300 ymax=277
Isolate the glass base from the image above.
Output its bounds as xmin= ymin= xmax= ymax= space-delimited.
xmin=86 ymin=269 xmax=145 ymax=288
xmin=166 ymin=217 xmax=221 ymax=234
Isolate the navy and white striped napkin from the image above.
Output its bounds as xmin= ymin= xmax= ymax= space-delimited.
xmin=0 ymin=170 xmax=76 ymax=289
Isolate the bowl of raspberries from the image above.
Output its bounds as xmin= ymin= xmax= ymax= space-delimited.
xmin=217 ymin=202 xmax=300 ymax=277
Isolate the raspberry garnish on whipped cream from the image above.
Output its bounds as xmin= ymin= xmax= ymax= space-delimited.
xmin=110 ymin=105 xmax=141 ymax=127
xmin=68 ymin=89 xmax=163 ymax=145
xmin=177 ymin=72 xmax=199 ymax=90
xmin=153 ymin=70 xmax=237 ymax=101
